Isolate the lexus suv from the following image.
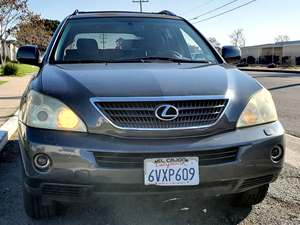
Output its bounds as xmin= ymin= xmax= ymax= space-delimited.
xmin=17 ymin=10 xmax=284 ymax=219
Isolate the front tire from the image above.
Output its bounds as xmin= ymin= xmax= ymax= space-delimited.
xmin=23 ymin=186 xmax=59 ymax=219
xmin=231 ymin=184 xmax=269 ymax=207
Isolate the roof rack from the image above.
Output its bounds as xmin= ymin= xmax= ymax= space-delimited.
xmin=158 ymin=10 xmax=177 ymax=17
xmin=71 ymin=10 xmax=146 ymax=15
xmin=70 ymin=10 xmax=178 ymax=17
xmin=72 ymin=9 xmax=79 ymax=15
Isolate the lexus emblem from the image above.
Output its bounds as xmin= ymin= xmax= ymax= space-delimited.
xmin=155 ymin=104 xmax=179 ymax=121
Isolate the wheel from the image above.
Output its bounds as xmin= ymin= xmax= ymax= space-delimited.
xmin=23 ymin=186 xmax=60 ymax=219
xmin=231 ymin=184 xmax=269 ymax=207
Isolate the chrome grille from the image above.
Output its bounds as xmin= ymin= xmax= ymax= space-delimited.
xmin=94 ymin=98 xmax=228 ymax=129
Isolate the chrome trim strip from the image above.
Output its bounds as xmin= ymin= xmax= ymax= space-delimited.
xmin=90 ymin=96 xmax=229 ymax=131
xmin=90 ymin=95 xmax=226 ymax=102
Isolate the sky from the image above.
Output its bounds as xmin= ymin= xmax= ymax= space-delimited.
xmin=28 ymin=0 xmax=300 ymax=46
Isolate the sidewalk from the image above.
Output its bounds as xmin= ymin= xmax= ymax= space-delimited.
xmin=285 ymin=134 xmax=300 ymax=168
xmin=0 ymin=75 xmax=32 ymax=151
xmin=0 ymin=75 xmax=32 ymax=126
xmin=240 ymin=66 xmax=300 ymax=74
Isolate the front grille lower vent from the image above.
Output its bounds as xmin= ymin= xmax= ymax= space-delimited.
xmin=95 ymin=98 xmax=228 ymax=129
xmin=41 ymin=184 xmax=85 ymax=198
xmin=94 ymin=148 xmax=238 ymax=168
xmin=240 ymin=175 xmax=274 ymax=190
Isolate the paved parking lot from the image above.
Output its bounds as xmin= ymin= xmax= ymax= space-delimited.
xmin=0 ymin=71 xmax=299 ymax=225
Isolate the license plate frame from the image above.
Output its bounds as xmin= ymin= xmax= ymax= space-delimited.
xmin=144 ymin=157 xmax=200 ymax=186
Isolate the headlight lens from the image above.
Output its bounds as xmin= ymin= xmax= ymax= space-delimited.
xmin=57 ymin=108 xmax=80 ymax=129
xmin=22 ymin=90 xmax=87 ymax=132
xmin=237 ymin=88 xmax=278 ymax=128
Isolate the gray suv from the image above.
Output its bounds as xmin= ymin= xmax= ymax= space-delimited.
xmin=17 ymin=10 xmax=284 ymax=219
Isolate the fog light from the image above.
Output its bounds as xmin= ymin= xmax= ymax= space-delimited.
xmin=34 ymin=154 xmax=51 ymax=170
xmin=270 ymin=146 xmax=283 ymax=163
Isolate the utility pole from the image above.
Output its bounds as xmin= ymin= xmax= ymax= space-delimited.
xmin=132 ymin=0 xmax=149 ymax=13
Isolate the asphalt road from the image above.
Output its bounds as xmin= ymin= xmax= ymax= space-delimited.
xmin=247 ymin=71 xmax=300 ymax=137
xmin=0 ymin=71 xmax=299 ymax=225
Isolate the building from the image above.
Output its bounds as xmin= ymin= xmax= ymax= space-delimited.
xmin=241 ymin=40 xmax=300 ymax=65
xmin=0 ymin=40 xmax=18 ymax=62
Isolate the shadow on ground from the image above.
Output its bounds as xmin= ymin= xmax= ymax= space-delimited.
xmin=268 ymin=83 xmax=300 ymax=91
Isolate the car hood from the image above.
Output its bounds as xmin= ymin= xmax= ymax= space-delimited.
xmin=39 ymin=63 xmax=262 ymax=138
xmin=42 ymin=63 xmax=234 ymax=97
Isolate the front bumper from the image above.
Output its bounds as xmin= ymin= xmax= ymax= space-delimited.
xmin=19 ymin=121 xmax=285 ymax=201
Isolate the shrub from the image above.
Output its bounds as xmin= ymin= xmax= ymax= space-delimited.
xmin=258 ymin=56 xmax=266 ymax=65
xmin=296 ymin=57 xmax=300 ymax=65
xmin=5 ymin=56 xmax=12 ymax=63
xmin=247 ymin=56 xmax=256 ymax=64
xmin=282 ymin=56 xmax=292 ymax=66
xmin=267 ymin=63 xmax=277 ymax=68
xmin=3 ymin=63 xmax=18 ymax=75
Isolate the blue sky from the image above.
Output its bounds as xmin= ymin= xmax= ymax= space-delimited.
xmin=28 ymin=0 xmax=300 ymax=46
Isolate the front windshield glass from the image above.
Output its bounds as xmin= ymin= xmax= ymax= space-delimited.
xmin=52 ymin=17 xmax=219 ymax=63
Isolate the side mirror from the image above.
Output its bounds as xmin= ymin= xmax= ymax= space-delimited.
xmin=222 ymin=46 xmax=241 ymax=64
xmin=17 ymin=45 xmax=40 ymax=66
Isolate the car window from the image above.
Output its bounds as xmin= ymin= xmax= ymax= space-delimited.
xmin=181 ymin=29 xmax=207 ymax=61
xmin=69 ymin=33 xmax=140 ymax=50
xmin=53 ymin=17 xmax=219 ymax=63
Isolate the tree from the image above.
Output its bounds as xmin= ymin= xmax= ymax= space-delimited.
xmin=275 ymin=35 xmax=290 ymax=43
xmin=208 ymin=37 xmax=221 ymax=49
xmin=229 ymin=28 xmax=246 ymax=47
xmin=43 ymin=19 xmax=60 ymax=35
xmin=0 ymin=0 xmax=29 ymax=65
xmin=15 ymin=13 xmax=52 ymax=51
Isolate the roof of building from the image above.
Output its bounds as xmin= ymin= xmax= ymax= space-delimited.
xmin=242 ymin=40 xmax=300 ymax=49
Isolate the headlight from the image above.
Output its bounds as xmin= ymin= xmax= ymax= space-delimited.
xmin=237 ymin=88 xmax=278 ymax=128
xmin=22 ymin=90 xmax=87 ymax=132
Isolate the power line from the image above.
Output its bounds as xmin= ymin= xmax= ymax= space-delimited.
xmin=132 ymin=0 xmax=149 ymax=13
xmin=192 ymin=0 xmax=257 ymax=24
xmin=182 ymin=0 xmax=217 ymax=15
xmin=190 ymin=0 xmax=241 ymax=21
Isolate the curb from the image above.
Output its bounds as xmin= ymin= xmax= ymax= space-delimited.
xmin=239 ymin=68 xmax=300 ymax=74
xmin=0 ymin=110 xmax=19 ymax=152
xmin=285 ymin=134 xmax=300 ymax=169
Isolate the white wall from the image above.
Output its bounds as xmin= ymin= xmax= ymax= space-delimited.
xmin=241 ymin=47 xmax=262 ymax=62
xmin=0 ymin=42 xmax=18 ymax=61
xmin=283 ymin=45 xmax=300 ymax=64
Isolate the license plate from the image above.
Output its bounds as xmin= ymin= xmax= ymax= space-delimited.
xmin=144 ymin=157 xmax=199 ymax=186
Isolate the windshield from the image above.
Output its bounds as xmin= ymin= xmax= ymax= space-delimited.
xmin=52 ymin=17 xmax=219 ymax=63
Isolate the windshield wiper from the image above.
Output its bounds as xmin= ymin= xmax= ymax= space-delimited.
xmin=54 ymin=58 xmax=211 ymax=64
xmin=109 ymin=57 xmax=211 ymax=63
xmin=54 ymin=60 xmax=108 ymax=64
